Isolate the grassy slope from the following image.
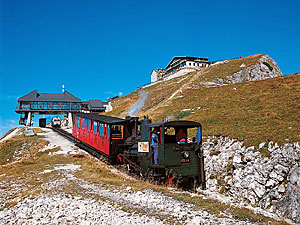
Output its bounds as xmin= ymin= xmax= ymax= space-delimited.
xmin=106 ymin=54 xmax=299 ymax=147
xmin=0 ymin=131 xmax=288 ymax=224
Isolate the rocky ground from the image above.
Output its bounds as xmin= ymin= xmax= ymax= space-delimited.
xmin=0 ymin=128 xmax=291 ymax=224
xmin=203 ymin=136 xmax=300 ymax=223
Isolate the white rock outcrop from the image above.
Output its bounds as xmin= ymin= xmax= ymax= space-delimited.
xmin=202 ymin=136 xmax=300 ymax=223
xmin=215 ymin=55 xmax=282 ymax=84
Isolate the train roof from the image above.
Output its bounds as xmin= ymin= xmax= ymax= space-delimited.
xmin=74 ymin=113 xmax=126 ymax=124
xmin=148 ymin=120 xmax=201 ymax=128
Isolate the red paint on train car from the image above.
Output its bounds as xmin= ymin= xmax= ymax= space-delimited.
xmin=72 ymin=115 xmax=115 ymax=157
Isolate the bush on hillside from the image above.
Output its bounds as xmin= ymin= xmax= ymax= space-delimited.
xmin=263 ymin=62 xmax=273 ymax=71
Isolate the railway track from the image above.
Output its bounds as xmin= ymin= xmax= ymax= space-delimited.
xmin=50 ymin=127 xmax=148 ymax=181
xmin=50 ymin=127 xmax=190 ymax=188
xmin=51 ymin=127 xmax=109 ymax=161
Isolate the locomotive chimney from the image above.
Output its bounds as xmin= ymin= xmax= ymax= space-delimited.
xmin=140 ymin=115 xmax=151 ymax=139
xmin=132 ymin=117 xmax=139 ymax=137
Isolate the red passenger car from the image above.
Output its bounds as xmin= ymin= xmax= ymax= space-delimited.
xmin=72 ymin=113 xmax=132 ymax=162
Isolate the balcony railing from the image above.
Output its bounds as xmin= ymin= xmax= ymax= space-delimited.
xmin=15 ymin=101 xmax=81 ymax=112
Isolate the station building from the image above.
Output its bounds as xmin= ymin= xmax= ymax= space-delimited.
xmin=16 ymin=90 xmax=112 ymax=127
xmin=165 ymin=56 xmax=210 ymax=74
xmin=150 ymin=56 xmax=210 ymax=83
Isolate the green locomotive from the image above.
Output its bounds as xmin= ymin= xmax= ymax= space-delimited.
xmin=122 ymin=116 xmax=206 ymax=190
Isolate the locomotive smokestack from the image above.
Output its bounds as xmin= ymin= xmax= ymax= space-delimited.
xmin=132 ymin=117 xmax=138 ymax=137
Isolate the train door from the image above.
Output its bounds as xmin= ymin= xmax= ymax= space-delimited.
xmin=110 ymin=125 xmax=124 ymax=157
xmin=149 ymin=126 xmax=163 ymax=166
xmin=99 ymin=123 xmax=105 ymax=151
xmin=97 ymin=122 xmax=102 ymax=151
xmin=87 ymin=120 xmax=91 ymax=144
xmin=78 ymin=117 xmax=82 ymax=140
xmin=105 ymin=124 xmax=110 ymax=155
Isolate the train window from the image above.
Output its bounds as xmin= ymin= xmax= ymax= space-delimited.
xmin=164 ymin=127 xmax=176 ymax=143
xmin=187 ymin=127 xmax=199 ymax=143
xmin=107 ymin=125 xmax=110 ymax=138
xmin=111 ymin=125 xmax=123 ymax=139
xmin=100 ymin=123 xmax=104 ymax=136
xmin=93 ymin=121 xmax=97 ymax=134
xmin=164 ymin=127 xmax=198 ymax=144
xmin=104 ymin=124 xmax=107 ymax=137
xmin=137 ymin=125 xmax=141 ymax=132
xmin=82 ymin=119 xmax=85 ymax=129
xmin=88 ymin=120 xmax=91 ymax=131
xmin=164 ymin=127 xmax=188 ymax=144
xmin=78 ymin=118 xmax=80 ymax=128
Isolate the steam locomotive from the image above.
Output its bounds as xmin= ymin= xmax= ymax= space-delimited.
xmin=72 ymin=113 xmax=205 ymax=189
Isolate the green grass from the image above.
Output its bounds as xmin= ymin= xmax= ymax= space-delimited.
xmin=0 ymin=128 xmax=49 ymax=165
xmin=106 ymin=55 xmax=299 ymax=147
xmin=199 ymin=54 xmax=264 ymax=83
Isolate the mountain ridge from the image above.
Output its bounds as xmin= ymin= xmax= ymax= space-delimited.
xmin=105 ymin=54 xmax=299 ymax=147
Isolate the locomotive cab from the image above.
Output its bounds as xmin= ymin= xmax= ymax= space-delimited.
xmin=137 ymin=120 xmax=205 ymax=189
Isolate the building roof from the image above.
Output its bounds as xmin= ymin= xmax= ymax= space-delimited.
xmin=88 ymin=100 xmax=105 ymax=111
xmin=18 ymin=90 xmax=82 ymax=102
xmin=165 ymin=56 xmax=209 ymax=71
xmin=154 ymin=69 xmax=166 ymax=73
xmin=74 ymin=113 xmax=126 ymax=124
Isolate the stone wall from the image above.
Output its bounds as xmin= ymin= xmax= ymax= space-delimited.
xmin=215 ymin=55 xmax=282 ymax=84
xmin=202 ymin=136 xmax=300 ymax=222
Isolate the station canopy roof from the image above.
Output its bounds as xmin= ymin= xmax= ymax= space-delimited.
xmin=18 ymin=90 xmax=82 ymax=102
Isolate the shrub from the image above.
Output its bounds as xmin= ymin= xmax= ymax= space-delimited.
xmin=174 ymin=111 xmax=192 ymax=120
xmin=263 ymin=62 xmax=273 ymax=71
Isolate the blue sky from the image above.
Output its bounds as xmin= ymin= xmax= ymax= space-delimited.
xmin=1 ymin=0 xmax=300 ymax=136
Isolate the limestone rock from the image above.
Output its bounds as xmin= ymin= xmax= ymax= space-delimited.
xmin=266 ymin=179 xmax=277 ymax=188
xmin=250 ymin=181 xmax=266 ymax=199
xmin=212 ymin=55 xmax=282 ymax=85
xmin=259 ymin=143 xmax=265 ymax=149
xmin=274 ymin=184 xmax=300 ymax=223
xmin=202 ymin=135 xmax=300 ymax=223
xmin=289 ymin=165 xmax=300 ymax=186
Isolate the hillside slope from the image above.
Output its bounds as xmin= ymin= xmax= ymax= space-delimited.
xmin=106 ymin=54 xmax=299 ymax=147
xmin=1 ymin=128 xmax=287 ymax=224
